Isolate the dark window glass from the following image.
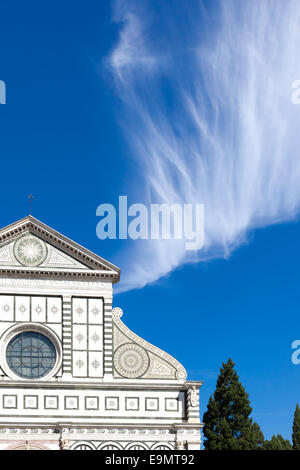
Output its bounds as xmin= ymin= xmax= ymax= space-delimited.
xmin=6 ymin=331 xmax=56 ymax=379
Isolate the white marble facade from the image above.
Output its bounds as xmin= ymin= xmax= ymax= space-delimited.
xmin=0 ymin=216 xmax=202 ymax=450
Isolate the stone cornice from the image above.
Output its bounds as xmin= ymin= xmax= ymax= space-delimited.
xmin=0 ymin=268 xmax=116 ymax=282
xmin=0 ymin=216 xmax=120 ymax=283
xmin=185 ymin=380 xmax=203 ymax=388
xmin=0 ymin=423 xmax=203 ymax=431
xmin=0 ymin=380 xmax=193 ymax=391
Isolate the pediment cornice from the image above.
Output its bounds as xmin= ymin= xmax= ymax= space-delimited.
xmin=0 ymin=216 xmax=120 ymax=283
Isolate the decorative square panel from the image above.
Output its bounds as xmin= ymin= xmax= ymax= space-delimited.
xmin=125 ymin=397 xmax=139 ymax=411
xmin=73 ymin=325 xmax=87 ymax=350
xmin=73 ymin=351 xmax=87 ymax=377
xmin=145 ymin=397 xmax=159 ymax=411
xmin=72 ymin=298 xmax=87 ymax=324
xmin=44 ymin=396 xmax=59 ymax=409
xmin=88 ymin=352 xmax=103 ymax=378
xmin=105 ymin=397 xmax=119 ymax=411
xmin=47 ymin=297 xmax=62 ymax=323
xmin=0 ymin=295 xmax=14 ymax=321
xmin=24 ymin=395 xmax=38 ymax=409
xmin=15 ymin=296 xmax=30 ymax=322
xmin=165 ymin=398 xmax=179 ymax=412
xmin=3 ymin=395 xmax=17 ymax=409
xmin=88 ymin=298 xmax=103 ymax=325
xmin=31 ymin=296 xmax=46 ymax=322
xmin=65 ymin=396 xmax=79 ymax=410
xmin=85 ymin=396 xmax=99 ymax=410
xmin=88 ymin=326 xmax=103 ymax=351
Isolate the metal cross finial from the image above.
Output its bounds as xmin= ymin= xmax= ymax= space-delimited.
xmin=27 ymin=194 xmax=35 ymax=215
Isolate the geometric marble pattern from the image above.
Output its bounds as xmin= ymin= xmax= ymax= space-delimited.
xmin=2 ymin=395 xmax=17 ymax=409
xmin=145 ymin=397 xmax=159 ymax=411
xmin=0 ymin=294 xmax=62 ymax=323
xmin=72 ymin=297 xmax=103 ymax=379
xmin=0 ymin=392 xmax=185 ymax=415
xmin=44 ymin=396 xmax=59 ymax=409
xmin=105 ymin=397 xmax=119 ymax=411
xmin=65 ymin=396 xmax=79 ymax=410
xmin=165 ymin=398 xmax=179 ymax=412
xmin=125 ymin=397 xmax=139 ymax=411
xmin=0 ymin=217 xmax=201 ymax=450
xmin=24 ymin=395 xmax=38 ymax=409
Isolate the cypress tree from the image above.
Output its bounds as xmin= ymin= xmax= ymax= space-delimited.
xmin=263 ymin=434 xmax=292 ymax=450
xmin=292 ymin=403 xmax=300 ymax=450
xmin=203 ymin=358 xmax=254 ymax=450
xmin=250 ymin=421 xmax=265 ymax=450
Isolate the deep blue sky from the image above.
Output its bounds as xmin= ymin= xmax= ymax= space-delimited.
xmin=0 ymin=0 xmax=299 ymax=441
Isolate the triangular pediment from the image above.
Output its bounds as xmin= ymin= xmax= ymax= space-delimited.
xmin=0 ymin=216 xmax=120 ymax=282
xmin=0 ymin=236 xmax=89 ymax=270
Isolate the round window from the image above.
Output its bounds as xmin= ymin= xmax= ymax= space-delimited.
xmin=6 ymin=331 xmax=56 ymax=379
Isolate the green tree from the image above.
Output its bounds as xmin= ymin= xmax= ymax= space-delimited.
xmin=292 ymin=403 xmax=300 ymax=450
xmin=263 ymin=434 xmax=292 ymax=450
xmin=203 ymin=358 xmax=255 ymax=450
xmin=250 ymin=421 xmax=265 ymax=450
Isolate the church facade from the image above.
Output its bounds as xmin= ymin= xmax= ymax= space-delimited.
xmin=0 ymin=216 xmax=202 ymax=450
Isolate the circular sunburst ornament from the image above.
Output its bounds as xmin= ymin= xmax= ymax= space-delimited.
xmin=14 ymin=235 xmax=47 ymax=267
xmin=114 ymin=343 xmax=149 ymax=378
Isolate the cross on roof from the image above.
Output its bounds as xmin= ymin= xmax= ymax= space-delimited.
xmin=27 ymin=194 xmax=35 ymax=215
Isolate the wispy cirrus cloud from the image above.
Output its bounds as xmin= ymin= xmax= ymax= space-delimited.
xmin=107 ymin=0 xmax=300 ymax=293
xmin=109 ymin=0 xmax=159 ymax=83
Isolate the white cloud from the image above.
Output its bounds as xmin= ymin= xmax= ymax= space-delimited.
xmin=109 ymin=0 xmax=159 ymax=84
xmin=108 ymin=0 xmax=300 ymax=293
